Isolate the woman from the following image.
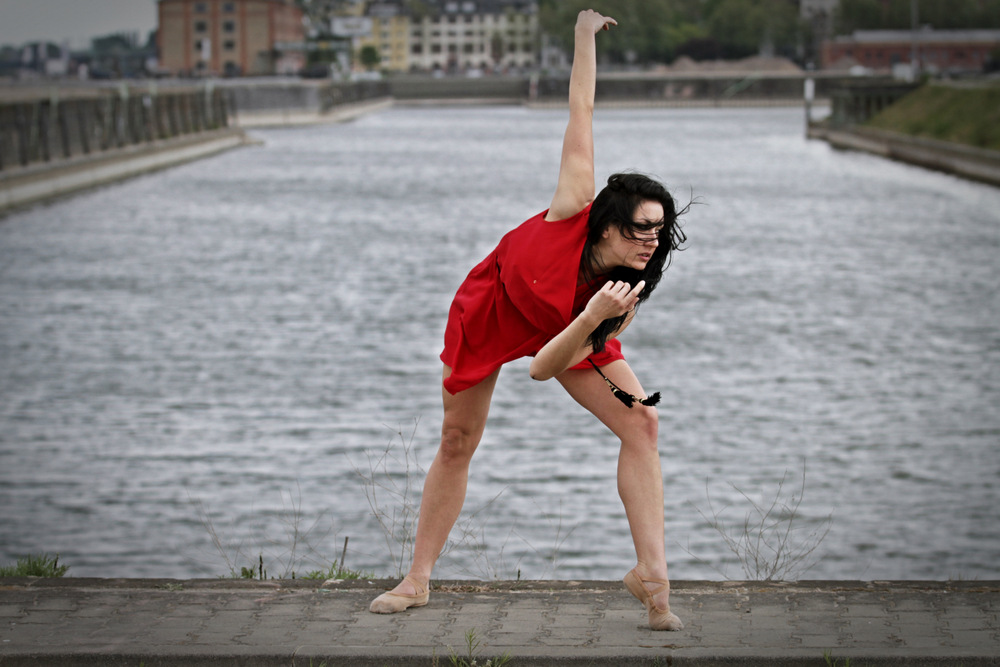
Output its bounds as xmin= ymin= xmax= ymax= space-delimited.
xmin=370 ymin=9 xmax=686 ymax=631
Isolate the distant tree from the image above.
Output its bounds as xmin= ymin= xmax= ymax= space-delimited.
xmin=705 ymin=0 xmax=801 ymax=59
xmin=676 ymin=37 xmax=725 ymax=61
xmin=538 ymin=0 xmax=706 ymax=65
xmin=834 ymin=0 xmax=883 ymax=33
xmin=706 ymin=0 xmax=763 ymax=58
xmin=836 ymin=0 xmax=1000 ymax=33
xmin=539 ymin=0 xmax=803 ymax=64
xmin=359 ymin=44 xmax=380 ymax=70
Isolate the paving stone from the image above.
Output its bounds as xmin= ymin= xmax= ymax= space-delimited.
xmin=0 ymin=579 xmax=997 ymax=665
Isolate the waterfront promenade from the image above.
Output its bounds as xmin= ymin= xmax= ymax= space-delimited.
xmin=1 ymin=578 xmax=997 ymax=665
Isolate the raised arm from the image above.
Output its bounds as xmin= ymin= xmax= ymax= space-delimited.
xmin=544 ymin=10 xmax=616 ymax=223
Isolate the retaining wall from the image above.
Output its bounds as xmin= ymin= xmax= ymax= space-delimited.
xmin=0 ymin=86 xmax=230 ymax=172
xmin=222 ymin=79 xmax=391 ymax=126
xmin=808 ymin=122 xmax=1000 ymax=187
xmin=0 ymin=85 xmax=250 ymax=213
xmin=390 ymin=72 xmax=845 ymax=106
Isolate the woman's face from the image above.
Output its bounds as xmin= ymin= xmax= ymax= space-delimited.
xmin=597 ymin=199 xmax=664 ymax=271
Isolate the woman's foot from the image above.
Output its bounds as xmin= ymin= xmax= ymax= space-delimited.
xmin=623 ymin=567 xmax=684 ymax=631
xmin=369 ymin=575 xmax=430 ymax=614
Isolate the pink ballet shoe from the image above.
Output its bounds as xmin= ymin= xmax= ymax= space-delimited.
xmin=623 ymin=568 xmax=684 ymax=631
xmin=369 ymin=575 xmax=430 ymax=614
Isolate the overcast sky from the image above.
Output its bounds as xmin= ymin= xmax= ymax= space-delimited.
xmin=0 ymin=0 xmax=159 ymax=49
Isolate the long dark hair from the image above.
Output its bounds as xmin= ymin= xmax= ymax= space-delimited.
xmin=581 ymin=172 xmax=688 ymax=352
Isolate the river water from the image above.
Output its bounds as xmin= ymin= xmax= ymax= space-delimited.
xmin=1 ymin=106 xmax=998 ymax=582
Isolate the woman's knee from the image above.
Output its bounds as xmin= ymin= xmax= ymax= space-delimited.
xmin=438 ymin=425 xmax=480 ymax=464
xmin=623 ymin=407 xmax=659 ymax=453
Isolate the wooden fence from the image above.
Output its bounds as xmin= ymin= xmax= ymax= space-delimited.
xmin=0 ymin=86 xmax=230 ymax=172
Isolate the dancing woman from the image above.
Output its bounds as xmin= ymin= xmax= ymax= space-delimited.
xmin=370 ymin=9 xmax=687 ymax=631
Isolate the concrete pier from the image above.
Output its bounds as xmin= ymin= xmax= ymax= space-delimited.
xmin=1 ymin=578 xmax=997 ymax=665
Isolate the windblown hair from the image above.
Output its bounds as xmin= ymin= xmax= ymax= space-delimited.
xmin=581 ymin=172 xmax=688 ymax=352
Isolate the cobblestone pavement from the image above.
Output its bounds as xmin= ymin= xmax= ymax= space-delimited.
xmin=1 ymin=578 xmax=998 ymax=665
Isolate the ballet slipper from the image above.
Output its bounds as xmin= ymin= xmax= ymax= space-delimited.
xmin=623 ymin=567 xmax=684 ymax=631
xmin=369 ymin=575 xmax=430 ymax=614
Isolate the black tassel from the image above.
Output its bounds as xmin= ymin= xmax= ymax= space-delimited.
xmin=589 ymin=360 xmax=660 ymax=409
xmin=613 ymin=389 xmax=635 ymax=407
xmin=639 ymin=392 xmax=661 ymax=407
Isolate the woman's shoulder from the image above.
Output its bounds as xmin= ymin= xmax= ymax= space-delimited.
xmin=501 ymin=203 xmax=591 ymax=250
xmin=542 ymin=201 xmax=593 ymax=224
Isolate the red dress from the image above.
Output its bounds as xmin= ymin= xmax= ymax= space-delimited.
xmin=440 ymin=204 xmax=624 ymax=394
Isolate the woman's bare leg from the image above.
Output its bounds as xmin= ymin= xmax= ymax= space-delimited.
xmin=556 ymin=360 xmax=674 ymax=613
xmin=378 ymin=365 xmax=500 ymax=599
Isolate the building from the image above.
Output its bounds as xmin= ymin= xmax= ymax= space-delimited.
xmin=157 ymin=0 xmax=306 ymax=76
xmin=352 ymin=0 xmax=538 ymax=74
xmin=822 ymin=29 xmax=1000 ymax=74
xmin=407 ymin=0 xmax=538 ymax=74
xmin=358 ymin=2 xmax=410 ymax=72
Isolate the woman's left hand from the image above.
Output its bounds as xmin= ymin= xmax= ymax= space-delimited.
xmin=575 ymin=9 xmax=617 ymax=35
xmin=585 ymin=280 xmax=645 ymax=321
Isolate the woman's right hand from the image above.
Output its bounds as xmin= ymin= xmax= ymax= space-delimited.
xmin=576 ymin=9 xmax=617 ymax=34
xmin=585 ymin=280 xmax=645 ymax=322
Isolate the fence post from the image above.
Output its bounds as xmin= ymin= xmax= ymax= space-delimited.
xmin=15 ymin=104 xmax=29 ymax=166
xmin=167 ymin=94 xmax=179 ymax=137
xmin=38 ymin=101 xmax=51 ymax=163
xmin=77 ymin=100 xmax=91 ymax=154
xmin=53 ymin=92 xmax=72 ymax=159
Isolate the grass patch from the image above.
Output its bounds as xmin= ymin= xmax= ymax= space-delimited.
xmin=297 ymin=561 xmax=375 ymax=581
xmin=0 ymin=554 xmax=69 ymax=577
xmin=444 ymin=628 xmax=511 ymax=667
xmin=866 ymin=82 xmax=1000 ymax=151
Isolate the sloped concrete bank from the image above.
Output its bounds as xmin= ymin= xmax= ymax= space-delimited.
xmin=0 ymin=128 xmax=250 ymax=214
xmin=232 ymin=96 xmax=393 ymax=128
xmin=808 ymin=123 xmax=1000 ymax=187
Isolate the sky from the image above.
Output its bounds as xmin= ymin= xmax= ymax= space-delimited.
xmin=0 ymin=0 xmax=159 ymax=49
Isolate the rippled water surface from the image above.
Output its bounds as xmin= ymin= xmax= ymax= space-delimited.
xmin=2 ymin=106 xmax=998 ymax=581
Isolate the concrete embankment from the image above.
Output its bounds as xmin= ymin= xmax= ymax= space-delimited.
xmin=221 ymin=78 xmax=392 ymax=127
xmin=232 ymin=96 xmax=393 ymax=127
xmin=0 ymin=80 xmax=392 ymax=213
xmin=1 ymin=578 xmax=997 ymax=665
xmin=808 ymin=123 xmax=1000 ymax=187
xmin=0 ymin=127 xmax=249 ymax=213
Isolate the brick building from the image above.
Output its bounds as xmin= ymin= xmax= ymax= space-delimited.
xmin=158 ymin=0 xmax=306 ymax=76
xmin=822 ymin=29 xmax=1000 ymax=74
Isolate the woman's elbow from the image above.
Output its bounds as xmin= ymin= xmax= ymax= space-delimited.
xmin=528 ymin=360 xmax=553 ymax=382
